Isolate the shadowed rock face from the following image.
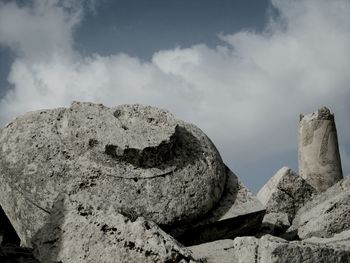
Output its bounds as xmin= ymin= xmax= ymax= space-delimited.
xmin=298 ymin=107 xmax=343 ymax=192
xmin=0 ymin=102 xmax=226 ymax=246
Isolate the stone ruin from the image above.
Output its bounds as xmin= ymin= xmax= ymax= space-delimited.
xmin=299 ymin=106 xmax=343 ymax=192
xmin=0 ymin=102 xmax=348 ymax=262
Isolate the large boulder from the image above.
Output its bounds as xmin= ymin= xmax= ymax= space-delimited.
xmin=32 ymin=196 xmax=199 ymax=263
xmin=257 ymin=167 xmax=316 ymax=222
xmin=0 ymin=102 xmax=226 ymax=246
xmin=189 ymin=231 xmax=350 ymax=263
xmin=291 ymin=176 xmax=350 ymax=239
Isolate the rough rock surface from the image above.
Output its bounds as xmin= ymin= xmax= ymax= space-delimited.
xmin=234 ymin=234 xmax=350 ymax=263
xmin=165 ymin=167 xmax=265 ymax=245
xmin=304 ymin=230 xmax=350 ymax=249
xmin=189 ymin=232 xmax=350 ymax=263
xmin=0 ymin=102 xmax=226 ymax=246
xmin=291 ymin=176 xmax=350 ymax=239
xmin=32 ymin=196 xmax=200 ymax=263
xmin=299 ymin=107 xmax=343 ymax=192
xmin=188 ymin=239 xmax=238 ymax=263
xmin=167 ymin=167 xmax=265 ymax=245
xmin=257 ymin=167 xmax=316 ymax=222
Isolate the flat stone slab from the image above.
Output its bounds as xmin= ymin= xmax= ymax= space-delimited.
xmin=188 ymin=239 xmax=238 ymax=263
xmin=0 ymin=102 xmax=226 ymax=246
xmin=189 ymin=232 xmax=350 ymax=263
xmin=167 ymin=167 xmax=265 ymax=245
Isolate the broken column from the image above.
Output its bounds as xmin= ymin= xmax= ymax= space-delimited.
xmin=298 ymin=107 xmax=343 ymax=192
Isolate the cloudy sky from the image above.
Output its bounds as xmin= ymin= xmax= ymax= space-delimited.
xmin=0 ymin=0 xmax=349 ymax=193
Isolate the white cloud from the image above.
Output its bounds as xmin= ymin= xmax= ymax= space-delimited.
xmin=0 ymin=0 xmax=349 ymax=176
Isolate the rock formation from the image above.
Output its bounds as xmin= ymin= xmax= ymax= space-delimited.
xmin=0 ymin=103 xmax=348 ymax=262
xmin=32 ymin=195 xmax=199 ymax=263
xmin=257 ymin=167 xmax=316 ymax=222
xmin=0 ymin=102 xmax=227 ymax=246
xmin=291 ymin=176 xmax=350 ymax=239
xmin=189 ymin=231 xmax=350 ymax=263
xmin=0 ymin=102 xmax=265 ymax=262
xmin=299 ymin=107 xmax=343 ymax=192
xmin=168 ymin=167 xmax=265 ymax=245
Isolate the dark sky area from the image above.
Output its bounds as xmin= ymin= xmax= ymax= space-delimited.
xmin=75 ymin=0 xmax=270 ymax=59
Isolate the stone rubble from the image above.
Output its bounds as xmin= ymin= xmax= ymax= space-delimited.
xmin=0 ymin=104 xmax=348 ymax=262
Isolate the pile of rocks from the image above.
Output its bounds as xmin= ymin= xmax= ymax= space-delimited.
xmin=189 ymin=107 xmax=350 ymax=262
xmin=0 ymin=103 xmax=348 ymax=262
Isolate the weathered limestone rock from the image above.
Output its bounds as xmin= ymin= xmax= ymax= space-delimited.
xmin=168 ymin=167 xmax=265 ymax=245
xmin=304 ymin=229 xmax=350 ymax=249
xmin=291 ymin=176 xmax=350 ymax=239
xmin=299 ymin=107 xmax=343 ymax=192
xmin=257 ymin=167 xmax=316 ymax=222
xmin=235 ymin=234 xmax=350 ymax=263
xmin=189 ymin=233 xmax=350 ymax=263
xmin=0 ymin=102 xmax=227 ymax=246
xmin=32 ymin=196 xmax=199 ymax=263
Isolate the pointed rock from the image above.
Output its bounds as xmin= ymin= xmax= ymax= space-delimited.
xmin=257 ymin=167 xmax=316 ymax=222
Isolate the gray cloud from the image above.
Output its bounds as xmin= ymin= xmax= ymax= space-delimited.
xmin=0 ymin=0 xmax=349 ymax=187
